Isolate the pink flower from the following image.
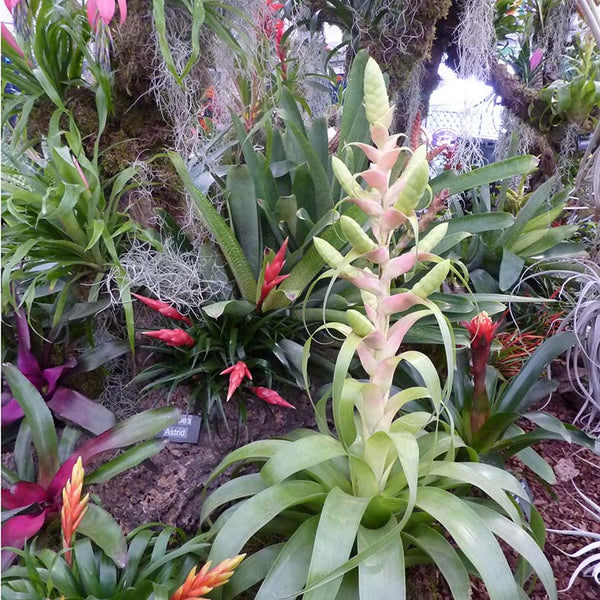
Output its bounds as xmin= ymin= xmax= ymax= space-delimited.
xmin=530 ymin=48 xmax=543 ymax=71
xmin=3 ymin=0 xmax=22 ymax=14
xmin=86 ymin=0 xmax=127 ymax=29
xmin=258 ymin=238 xmax=289 ymax=307
xmin=220 ymin=361 xmax=253 ymax=401
xmin=249 ymin=386 xmax=295 ymax=409
xmin=142 ymin=328 xmax=195 ymax=348
xmin=133 ymin=293 xmax=192 ymax=325
xmin=1 ymin=23 xmax=24 ymax=57
xmin=267 ymin=0 xmax=284 ymax=10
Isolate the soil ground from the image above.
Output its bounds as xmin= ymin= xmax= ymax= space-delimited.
xmin=90 ymin=386 xmax=599 ymax=600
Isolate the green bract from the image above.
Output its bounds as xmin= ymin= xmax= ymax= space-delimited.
xmin=200 ymin=59 xmax=558 ymax=600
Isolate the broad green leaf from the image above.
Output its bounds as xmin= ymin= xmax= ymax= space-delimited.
xmin=499 ymin=248 xmax=525 ymax=291
xmin=261 ymin=434 xmax=347 ymax=485
xmin=3 ymin=364 xmax=59 ymax=487
xmin=304 ymin=488 xmax=370 ymax=600
xmin=358 ymin=517 xmax=404 ymax=600
xmin=416 ymin=487 xmax=520 ymax=600
xmin=205 ymin=439 xmax=291 ymax=489
xmin=224 ymin=543 xmax=285 ymax=600
xmin=431 ymin=156 xmax=539 ymax=196
xmin=404 ymin=524 xmax=470 ymax=600
xmin=200 ymin=474 xmax=267 ymax=523
xmin=227 ymin=165 xmax=262 ymax=278
xmin=78 ymin=504 xmax=128 ymax=568
xmin=255 ymin=516 xmax=319 ymax=600
xmin=466 ymin=501 xmax=557 ymax=599
xmin=209 ymin=481 xmax=326 ymax=564
xmin=515 ymin=446 xmax=556 ymax=484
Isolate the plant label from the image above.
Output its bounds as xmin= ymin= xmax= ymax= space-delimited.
xmin=159 ymin=414 xmax=201 ymax=444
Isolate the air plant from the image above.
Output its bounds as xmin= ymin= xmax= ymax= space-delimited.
xmin=558 ymin=260 xmax=600 ymax=434
xmin=548 ymin=481 xmax=600 ymax=591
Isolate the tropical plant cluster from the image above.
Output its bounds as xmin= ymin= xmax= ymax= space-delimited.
xmin=1 ymin=1 xmax=599 ymax=599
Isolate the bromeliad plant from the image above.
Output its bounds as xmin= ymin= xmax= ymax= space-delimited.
xmin=132 ymin=241 xmax=300 ymax=423
xmin=1 ymin=112 xmax=148 ymax=346
xmin=200 ymin=59 xmax=558 ymax=600
xmin=1 ymin=306 xmax=128 ymax=435
xmin=2 ymin=457 xmax=244 ymax=600
xmin=442 ymin=312 xmax=597 ymax=484
xmin=1 ymin=364 xmax=178 ymax=570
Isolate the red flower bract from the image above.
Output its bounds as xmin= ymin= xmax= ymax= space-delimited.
xmin=258 ymin=237 xmax=289 ymax=307
xmin=142 ymin=328 xmax=195 ymax=348
xmin=249 ymin=386 xmax=295 ymax=409
xmin=220 ymin=361 xmax=253 ymax=401
xmin=133 ymin=293 xmax=192 ymax=325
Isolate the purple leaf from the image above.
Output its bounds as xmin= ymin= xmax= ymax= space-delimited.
xmin=1 ymin=511 xmax=47 ymax=571
xmin=16 ymin=347 xmax=43 ymax=387
xmin=13 ymin=308 xmax=31 ymax=352
xmin=1 ymin=482 xmax=48 ymax=510
xmin=47 ymin=387 xmax=116 ymax=435
xmin=42 ymin=358 xmax=76 ymax=395
xmin=0 ymin=398 xmax=24 ymax=426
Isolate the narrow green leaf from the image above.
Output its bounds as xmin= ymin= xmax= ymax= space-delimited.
xmin=3 ymin=364 xmax=59 ymax=487
xmin=169 ymin=152 xmax=257 ymax=300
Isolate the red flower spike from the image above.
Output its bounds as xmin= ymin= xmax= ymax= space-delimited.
xmin=461 ymin=312 xmax=501 ymax=434
xmin=142 ymin=328 xmax=195 ymax=348
xmin=258 ymin=238 xmax=290 ymax=307
xmin=250 ymin=386 xmax=295 ymax=409
xmin=220 ymin=361 xmax=253 ymax=401
xmin=133 ymin=293 xmax=192 ymax=326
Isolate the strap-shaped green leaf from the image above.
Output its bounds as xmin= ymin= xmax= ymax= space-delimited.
xmin=261 ymin=435 xmax=347 ymax=485
xmin=200 ymin=474 xmax=267 ymax=523
xmin=255 ymin=517 xmax=319 ymax=600
xmin=304 ymin=488 xmax=370 ymax=600
xmin=3 ymin=364 xmax=59 ymax=487
xmin=430 ymin=156 xmax=539 ymax=196
xmin=209 ymin=481 xmax=326 ymax=564
xmin=403 ymin=524 xmax=470 ymax=600
xmin=415 ymin=487 xmax=520 ymax=600
xmin=497 ymin=332 xmax=576 ymax=412
xmin=358 ymin=517 xmax=405 ymax=600
xmin=466 ymin=501 xmax=557 ymax=599
xmin=78 ymin=505 xmax=128 ymax=569
xmin=169 ymin=151 xmax=257 ymax=300
xmin=226 ymin=165 xmax=262 ymax=278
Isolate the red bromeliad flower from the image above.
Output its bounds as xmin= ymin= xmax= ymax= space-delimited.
xmin=257 ymin=237 xmax=289 ymax=307
xmin=462 ymin=312 xmax=501 ymax=434
xmin=170 ymin=555 xmax=245 ymax=600
xmin=274 ymin=19 xmax=287 ymax=77
xmin=220 ymin=361 xmax=253 ymax=401
xmin=249 ymin=386 xmax=295 ymax=409
xmin=266 ymin=0 xmax=284 ymax=10
xmin=142 ymin=328 xmax=195 ymax=348
xmin=133 ymin=293 xmax=192 ymax=325
xmin=86 ymin=0 xmax=127 ymax=29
